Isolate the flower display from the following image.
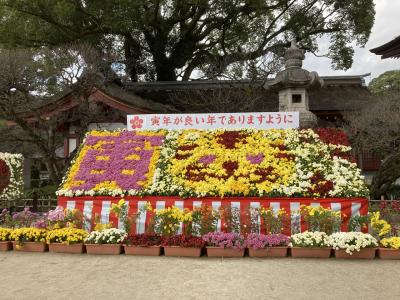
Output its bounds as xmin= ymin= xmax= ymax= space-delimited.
xmin=244 ymin=233 xmax=290 ymax=250
xmin=58 ymin=130 xmax=165 ymax=197
xmin=328 ymin=232 xmax=378 ymax=255
xmin=289 ymin=231 xmax=330 ymax=248
xmin=380 ymin=237 xmax=400 ymax=250
xmin=162 ymin=234 xmax=205 ymax=248
xmin=202 ymin=232 xmax=245 ymax=249
xmin=84 ymin=228 xmax=127 ymax=244
xmin=0 ymin=153 xmax=24 ymax=200
xmin=46 ymin=228 xmax=88 ymax=245
xmin=58 ymin=128 xmax=367 ymax=198
xmin=9 ymin=228 xmax=47 ymax=243
xmin=0 ymin=227 xmax=12 ymax=241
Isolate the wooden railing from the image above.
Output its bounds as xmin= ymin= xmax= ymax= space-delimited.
xmin=0 ymin=198 xmax=58 ymax=212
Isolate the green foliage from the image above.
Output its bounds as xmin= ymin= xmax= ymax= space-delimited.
xmin=0 ymin=0 xmax=375 ymax=81
xmin=369 ymin=70 xmax=400 ymax=96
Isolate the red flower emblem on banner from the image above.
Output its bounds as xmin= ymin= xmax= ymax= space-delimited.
xmin=130 ymin=116 xmax=144 ymax=129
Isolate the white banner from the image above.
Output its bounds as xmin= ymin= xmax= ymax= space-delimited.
xmin=127 ymin=112 xmax=299 ymax=131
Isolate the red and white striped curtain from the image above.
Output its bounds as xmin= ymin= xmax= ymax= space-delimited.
xmin=58 ymin=196 xmax=368 ymax=235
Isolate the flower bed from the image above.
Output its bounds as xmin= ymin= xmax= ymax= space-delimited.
xmin=162 ymin=235 xmax=205 ymax=257
xmin=47 ymin=228 xmax=88 ymax=254
xmin=328 ymin=232 xmax=378 ymax=259
xmin=124 ymin=234 xmax=162 ymax=256
xmin=203 ymin=232 xmax=245 ymax=257
xmin=57 ymin=128 xmax=367 ymax=199
xmin=0 ymin=227 xmax=12 ymax=251
xmin=245 ymin=233 xmax=289 ymax=257
xmin=84 ymin=228 xmax=126 ymax=255
xmin=290 ymin=231 xmax=331 ymax=258
xmin=9 ymin=228 xmax=47 ymax=252
xmin=379 ymin=237 xmax=400 ymax=259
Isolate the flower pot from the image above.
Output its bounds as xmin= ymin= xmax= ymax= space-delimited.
xmin=378 ymin=248 xmax=400 ymax=260
xmin=85 ymin=244 xmax=122 ymax=255
xmin=248 ymin=247 xmax=288 ymax=258
xmin=164 ymin=246 xmax=202 ymax=257
xmin=0 ymin=241 xmax=12 ymax=251
xmin=124 ymin=245 xmax=161 ymax=256
xmin=290 ymin=247 xmax=331 ymax=258
xmin=334 ymin=248 xmax=376 ymax=259
xmin=49 ymin=243 xmax=85 ymax=254
xmin=206 ymin=246 xmax=244 ymax=257
xmin=12 ymin=241 xmax=47 ymax=252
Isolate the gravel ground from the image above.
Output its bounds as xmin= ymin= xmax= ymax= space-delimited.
xmin=0 ymin=251 xmax=399 ymax=300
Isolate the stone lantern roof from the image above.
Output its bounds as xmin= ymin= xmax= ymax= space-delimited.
xmin=264 ymin=40 xmax=324 ymax=90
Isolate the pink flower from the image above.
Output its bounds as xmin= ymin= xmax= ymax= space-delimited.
xmin=130 ymin=116 xmax=144 ymax=129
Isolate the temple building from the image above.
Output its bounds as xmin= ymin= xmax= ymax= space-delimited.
xmin=370 ymin=36 xmax=400 ymax=59
xmin=19 ymin=42 xmax=380 ymax=187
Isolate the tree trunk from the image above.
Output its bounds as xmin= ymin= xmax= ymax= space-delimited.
xmin=154 ymin=62 xmax=177 ymax=81
xmin=371 ymin=151 xmax=400 ymax=199
xmin=43 ymin=156 xmax=62 ymax=185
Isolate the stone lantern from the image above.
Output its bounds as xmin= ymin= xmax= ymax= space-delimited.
xmin=264 ymin=41 xmax=323 ymax=128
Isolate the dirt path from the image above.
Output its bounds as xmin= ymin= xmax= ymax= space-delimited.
xmin=0 ymin=252 xmax=399 ymax=300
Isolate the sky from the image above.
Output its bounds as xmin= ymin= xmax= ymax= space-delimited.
xmin=303 ymin=0 xmax=400 ymax=84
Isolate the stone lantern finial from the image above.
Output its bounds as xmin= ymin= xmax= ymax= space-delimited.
xmin=284 ymin=40 xmax=305 ymax=69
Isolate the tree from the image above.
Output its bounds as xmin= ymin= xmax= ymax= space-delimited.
xmin=345 ymin=94 xmax=400 ymax=198
xmin=369 ymin=70 xmax=400 ymax=96
xmin=0 ymin=0 xmax=375 ymax=82
xmin=0 ymin=44 xmax=115 ymax=184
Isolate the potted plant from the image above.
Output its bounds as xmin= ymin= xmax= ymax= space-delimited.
xmin=257 ymin=207 xmax=289 ymax=235
xmin=46 ymin=228 xmax=88 ymax=254
xmin=152 ymin=206 xmax=190 ymax=236
xmin=329 ymin=232 xmax=377 ymax=259
xmin=379 ymin=237 xmax=400 ymax=259
xmin=0 ymin=227 xmax=12 ymax=251
xmin=9 ymin=228 xmax=48 ymax=252
xmin=162 ymin=234 xmax=205 ymax=257
xmin=202 ymin=232 xmax=245 ymax=257
xmin=299 ymin=205 xmax=342 ymax=235
xmin=245 ymin=233 xmax=290 ymax=257
xmin=290 ymin=231 xmax=331 ymax=258
xmin=124 ymin=234 xmax=163 ymax=256
xmin=84 ymin=228 xmax=127 ymax=255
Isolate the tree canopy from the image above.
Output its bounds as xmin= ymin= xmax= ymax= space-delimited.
xmin=369 ymin=70 xmax=400 ymax=96
xmin=0 ymin=0 xmax=375 ymax=81
xmin=345 ymin=94 xmax=400 ymax=198
xmin=0 ymin=45 xmax=114 ymax=183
